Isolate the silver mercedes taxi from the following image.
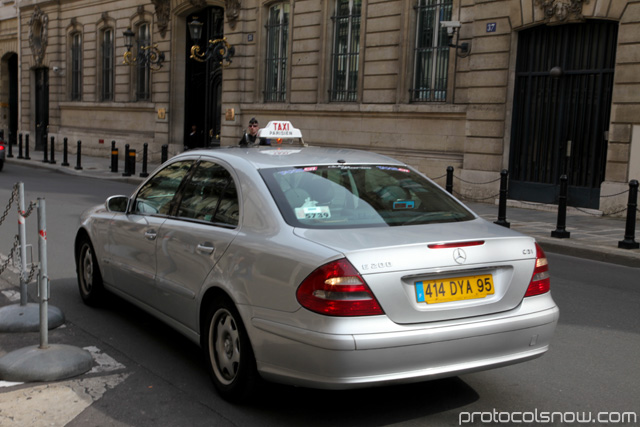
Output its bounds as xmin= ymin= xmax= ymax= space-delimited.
xmin=75 ymin=121 xmax=558 ymax=402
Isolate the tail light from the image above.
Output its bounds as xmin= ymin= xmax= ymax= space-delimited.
xmin=525 ymin=243 xmax=550 ymax=297
xmin=0 ymin=145 xmax=4 ymax=151
xmin=297 ymin=258 xmax=384 ymax=316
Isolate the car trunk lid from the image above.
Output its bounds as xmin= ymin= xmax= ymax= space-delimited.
xmin=294 ymin=219 xmax=538 ymax=324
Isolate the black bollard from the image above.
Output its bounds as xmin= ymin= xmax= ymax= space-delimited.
xmin=24 ymin=134 xmax=31 ymax=160
xmin=61 ymin=137 xmax=70 ymax=166
xmin=75 ymin=140 xmax=83 ymax=170
xmin=161 ymin=144 xmax=168 ymax=164
xmin=42 ymin=133 xmax=49 ymax=163
xmin=494 ymin=169 xmax=511 ymax=228
xmin=129 ymin=149 xmax=136 ymax=175
xmin=618 ymin=180 xmax=639 ymax=249
xmin=446 ymin=166 xmax=454 ymax=194
xmin=7 ymin=131 xmax=13 ymax=158
xmin=140 ymin=143 xmax=149 ymax=177
xmin=17 ymin=133 xmax=23 ymax=159
xmin=111 ymin=141 xmax=118 ymax=173
xmin=49 ymin=136 xmax=56 ymax=164
xmin=551 ymin=175 xmax=570 ymax=238
xmin=122 ymin=144 xmax=131 ymax=176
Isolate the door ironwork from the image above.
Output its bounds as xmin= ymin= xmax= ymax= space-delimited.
xmin=185 ymin=7 xmax=224 ymax=149
xmin=509 ymin=21 xmax=618 ymax=208
xmin=35 ymin=68 xmax=49 ymax=151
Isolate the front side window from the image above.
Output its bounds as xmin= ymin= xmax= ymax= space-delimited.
xmin=261 ymin=164 xmax=474 ymax=229
xmin=412 ymin=0 xmax=452 ymax=102
xmin=71 ymin=32 xmax=82 ymax=101
xmin=134 ymin=161 xmax=194 ymax=215
xmin=136 ymin=23 xmax=151 ymax=101
xmin=330 ymin=0 xmax=361 ymax=102
xmin=264 ymin=3 xmax=289 ymax=102
xmin=176 ymin=161 xmax=239 ymax=227
xmin=101 ymin=28 xmax=114 ymax=101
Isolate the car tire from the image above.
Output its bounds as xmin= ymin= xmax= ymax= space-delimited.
xmin=204 ymin=297 xmax=259 ymax=402
xmin=76 ymin=237 xmax=105 ymax=305
xmin=0 ymin=160 xmax=4 ymax=172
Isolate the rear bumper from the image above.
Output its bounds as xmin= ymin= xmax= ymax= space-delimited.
xmin=249 ymin=296 xmax=559 ymax=389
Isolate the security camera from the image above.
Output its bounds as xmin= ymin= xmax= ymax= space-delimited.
xmin=440 ymin=20 xmax=461 ymax=36
xmin=52 ymin=66 xmax=59 ymax=73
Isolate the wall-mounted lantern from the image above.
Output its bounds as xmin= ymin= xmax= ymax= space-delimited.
xmin=188 ymin=17 xmax=235 ymax=66
xmin=122 ymin=27 xmax=165 ymax=71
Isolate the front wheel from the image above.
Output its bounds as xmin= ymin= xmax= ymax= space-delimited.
xmin=76 ymin=237 xmax=105 ymax=305
xmin=203 ymin=298 xmax=259 ymax=402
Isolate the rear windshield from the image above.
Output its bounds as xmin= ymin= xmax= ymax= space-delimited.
xmin=261 ymin=165 xmax=474 ymax=229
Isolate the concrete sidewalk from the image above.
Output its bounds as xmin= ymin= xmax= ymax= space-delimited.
xmin=5 ymin=149 xmax=639 ymax=268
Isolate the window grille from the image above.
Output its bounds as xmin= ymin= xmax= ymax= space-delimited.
xmin=71 ymin=33 xmax=82 ymax=101
xmin=101 ymin=29 xmax=114 ymax=101
xmin=330 ymin=0 xmax=361 ymax=102
xmin=136 ymin=23 xmax=151 ymax=101
xmin=412 ymin=0 xmax=452 ymax=102
xmin=264 ymin=3 xmax=289 ymax=103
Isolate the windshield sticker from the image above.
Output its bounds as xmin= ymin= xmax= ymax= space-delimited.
xmin=327 ymin=165 xmax=372 ymax=170
xmin=393 ymin=200 xmax=415 ymax=210
xmin=262 ymin=149 xmax=302 ymax=156
xmin=295 ymin=205 xmax=331 ymax=220
xmin=294 ymin=197 xmax=331 ymax=219
xmin=377 ymin=166 xmax=411 ymax=173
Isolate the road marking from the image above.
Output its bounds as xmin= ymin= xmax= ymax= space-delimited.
xmin=84 ymin=346 xmax=126 ymax=373
xmin=0 ymin=373 xmax=129 ymax=427
xmin=0 ymin=290 xmax=20 ymax=302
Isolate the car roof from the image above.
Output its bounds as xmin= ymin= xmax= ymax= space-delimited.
xmin=180 ymin=146 xmax=407 ymax=169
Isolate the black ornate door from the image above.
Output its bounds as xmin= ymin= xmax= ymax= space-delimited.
xmin=184 ymin=7 xmax=224 ymax=149
xmin=35 ymin=68 xmax=49 ymax=151
xmin=509 ymin=21 xmax=618 ymax=208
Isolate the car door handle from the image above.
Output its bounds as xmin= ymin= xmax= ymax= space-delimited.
xmin=196 ymin=242 xmax=215 ymax=255
xmin=144 ymin=230 xmax=157 ymax=240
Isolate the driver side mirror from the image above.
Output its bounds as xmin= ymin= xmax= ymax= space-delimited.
xmin=106 ymin=195 xmax=129 ymax=213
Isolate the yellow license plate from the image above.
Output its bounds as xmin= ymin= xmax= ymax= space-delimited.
xmin=415 ymin=274 xmax=494 ymax=304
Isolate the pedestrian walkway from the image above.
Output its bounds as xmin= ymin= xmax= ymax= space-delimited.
xmin=4 ymin=149 xmax=639 ymax=268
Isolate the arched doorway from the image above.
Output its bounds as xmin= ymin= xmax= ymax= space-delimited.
xmin=508 ymin=21 xmax=618 ymax=209
xmin=184 ymin=7 xmax=224 ymax=149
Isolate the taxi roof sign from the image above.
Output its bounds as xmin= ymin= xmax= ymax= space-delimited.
xmin=258 ymin=121 xmax=303 ymax=140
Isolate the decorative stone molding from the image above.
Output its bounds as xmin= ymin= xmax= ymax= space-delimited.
xmin=152 ymin=0 xmax=171 ymax=37
xmin=190 ymin=0 xmax=207 ymax=8
xmin=28 ymin=5 xmax=48 ymax=67
xmin=226 ymin=0 xmax=240 ymax=29
xmin=535 ymin=0 xmax=589 ymax=22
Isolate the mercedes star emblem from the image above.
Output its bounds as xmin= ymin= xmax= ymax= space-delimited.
xmin=453 ymin=248 xmax=467 ymax=264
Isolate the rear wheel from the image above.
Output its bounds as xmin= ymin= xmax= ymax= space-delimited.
xmin=203 ymin=297 xmax=259 ymax=402
xmin=76 ymin=237 xmax=105 ymax=305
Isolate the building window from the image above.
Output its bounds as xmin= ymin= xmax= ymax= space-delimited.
xmin=330 ymin=0 xmax=361 ymax=102
xmin=264 ymin=3 xmax=289 ymax=102
xmin=101 ymin=28 xmax=114 ymax=101
xmin=71 ymin=32 xmax=82 ymax=101
xmin=412 ymin=0 xmax=452 ymax=102
xmin=136 ymin=23 xmax=151 ymax=101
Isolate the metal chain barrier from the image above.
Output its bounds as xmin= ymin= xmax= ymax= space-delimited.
xmin=0 ymin=183 xmax=40 ymax=283
xmin=453 ymin=190 xmax=501 ymax=202
xmin=0 ymin=235 xmax=19 ymax=276
xmin=453 ymin=175 xmax=502 ymax=185
xmin=0 ymin=184 xmax=19 ymax=228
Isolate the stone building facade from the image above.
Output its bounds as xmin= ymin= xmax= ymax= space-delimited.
xmin=2 ymin=0 xmax=639 ymax=213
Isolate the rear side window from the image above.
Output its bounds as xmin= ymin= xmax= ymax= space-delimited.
xmin=176 ymin=161 xmax=239 ymax=227
xmin=261 ymin=165 xmax=474 ymax=229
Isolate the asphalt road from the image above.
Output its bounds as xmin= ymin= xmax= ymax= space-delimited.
xmin=1 ymin=164 xmax=639 ymax=426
